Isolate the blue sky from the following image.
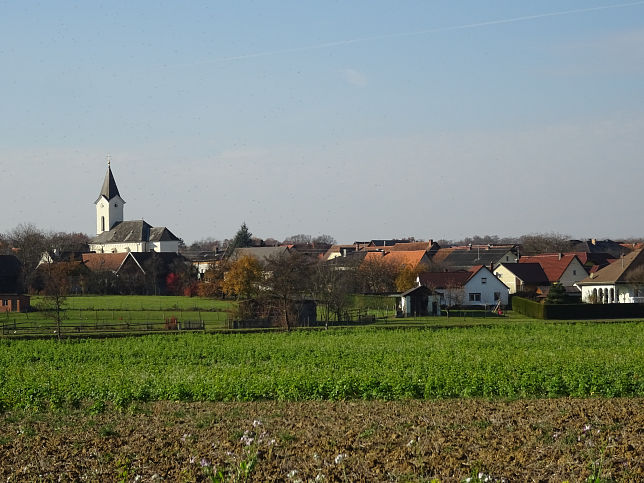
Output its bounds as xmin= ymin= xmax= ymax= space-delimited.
xmin=2 ymin=1 xmax=644 ymax=244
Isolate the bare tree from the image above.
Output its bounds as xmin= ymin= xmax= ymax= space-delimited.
xmin=187 ymin=237 xmax=222 ymax=251
xmin=6 ymin=224 xmax=49 ymax=291
xmin=283 ymin=234 xmax=312 ymax=245
xmin=37 ymin=262 xmax=70 ymax=340
xmin=263 ymin=251 xmax=313 ymax=330
xmin=312 ymin=234 xmax=336 ymax=246
xmin=312 ymin=260 xmax=356 ymax=323
xmin=358 ymin=258 xmax=400 ymax=293
xmin=519 ymin=232 xmax=573 ymax=254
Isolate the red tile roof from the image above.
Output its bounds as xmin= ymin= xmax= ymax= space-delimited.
xmin=82 ymin=253 xmax=128 ymax=272
xmin=518 ymin=254 xmax=582 ymax=283
xmin=363 ymin=250 xmax=430 ymax=269
xmin=418 ymin=271 xmax=473 ymax=289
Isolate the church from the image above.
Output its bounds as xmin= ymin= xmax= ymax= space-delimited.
xmin=89 ymin=161 xmax=181 ymax=254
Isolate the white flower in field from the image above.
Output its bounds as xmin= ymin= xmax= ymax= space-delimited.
xmin=583 ymin=424 xmax=591 ymax=432
xmin=200 ymin=457 xmax=211 ymax=468
xmin=181 ymin=433 xmax=191 ymax=443
xmin=189 ymin=456 xmax=196 ymax=464
xmin=252 ymin=419 xmax=262 ymax=427
xmin=287 ymin=469 xmax=298 ymax=479
xmin=315 ymin=474 xmax=325 ymax=481
xmin=334 ymin=453 xmax=347 ymax=464
xmin=406 ymin=439 xmax=415 ymax=447
xmin=240 ymin=430 xmax=255 ymax=446
xmin=269 ymin=438 xmax=276 ymax=445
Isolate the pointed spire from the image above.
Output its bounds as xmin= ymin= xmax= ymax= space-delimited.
xmin=100 ymin=157 xmax=121 ymax=200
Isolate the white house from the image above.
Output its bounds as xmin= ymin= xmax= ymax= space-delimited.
xmin=575 ymin=248 xmax=644 ymax=303
xmin=89 ymin=161 xmax=181 ymax=254
xmin=417 ymin=265 xmax=509 ymax=308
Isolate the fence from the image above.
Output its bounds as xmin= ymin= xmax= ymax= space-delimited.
xmin=1 ymin=318 xmax=205 ymax=337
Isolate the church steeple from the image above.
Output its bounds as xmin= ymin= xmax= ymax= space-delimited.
xmin=95 ymin=157 xmax=125 ymax=235
xmin=100 ymin=160 xmax=121 ymax=201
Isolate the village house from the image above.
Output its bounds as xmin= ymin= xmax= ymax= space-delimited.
xmin=493 ymin=263 xmax=550 ymax=295
xmin=575 ymin=248 xmax=644 ymax=303
xmin=518 ymin=253 xmax=587 ymax=297
xmin=417 ymin=265 xmax=509 ymax=308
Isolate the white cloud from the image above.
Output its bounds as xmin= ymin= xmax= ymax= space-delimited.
xmin=342 ymin=68 xmax=367 ymax=87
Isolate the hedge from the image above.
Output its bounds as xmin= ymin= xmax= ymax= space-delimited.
xmin=512 ymin=296 xmax=644 ymax=320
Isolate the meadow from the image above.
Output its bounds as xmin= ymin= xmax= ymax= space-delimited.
xmin=1 ymin=321 xmax=642 ymax=411
xmin=1 ymin=295 xmax=235 ymax=334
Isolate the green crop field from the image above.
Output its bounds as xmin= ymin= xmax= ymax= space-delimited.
xmin=0 ymin=321 xmax=642 ymax=411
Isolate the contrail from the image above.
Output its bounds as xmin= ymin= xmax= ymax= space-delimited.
xmin=199 ymin=1 xmax=644 ymax=64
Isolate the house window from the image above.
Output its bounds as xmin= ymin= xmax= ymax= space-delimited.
xmin=101 ymin=216 xmax=105 ymax=232
xmin=469 ymin=293 xmax=481 ymax=302
xmin=481 ymin=277 xmax=487 ymax=284
xmin=494 ymin=292 xmax=501 ymax=301
xmin=2 ymin=299 xmax=8 ymax=306
xmin=573 ymin=270 xmax=576 ymax=275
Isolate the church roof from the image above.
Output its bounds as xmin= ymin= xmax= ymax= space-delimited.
xmin=98 ymin=165 xmax=121 ymax=201
xmin=90 ymin=220 xmax=180 ymax=244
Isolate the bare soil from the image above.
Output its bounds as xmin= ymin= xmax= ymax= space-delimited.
xmin=1 ymin=399 xmax=642 ymax=482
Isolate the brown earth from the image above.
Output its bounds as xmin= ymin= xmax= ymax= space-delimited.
xmin=1 ymin=399 xmax=642 ymax=482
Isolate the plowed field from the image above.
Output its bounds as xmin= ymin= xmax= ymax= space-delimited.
xmin=1 ymin=398 xmax=642 ymax=481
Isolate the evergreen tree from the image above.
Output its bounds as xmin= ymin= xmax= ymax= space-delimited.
xmin=545 ymin=282 xmax=567 ymax=304
xmin=225 ymin=222 xmax=253 ymax=257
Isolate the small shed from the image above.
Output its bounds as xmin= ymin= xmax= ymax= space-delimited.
xmin=399 ymin=285 xmax=441 ymax=317
xmin=0 ymin=294 xmax=31 ymax=313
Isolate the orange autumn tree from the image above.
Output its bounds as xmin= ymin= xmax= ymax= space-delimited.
xmin=394 ymin=264 xmax=428 ymax=293
xmin=222 ymin=255 xmax=263 ymax=300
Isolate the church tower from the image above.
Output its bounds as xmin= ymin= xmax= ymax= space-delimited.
xmin=95 ymin=158 xmax=125 ymax=235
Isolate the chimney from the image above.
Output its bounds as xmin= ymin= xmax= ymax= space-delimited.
xmin=558 ymin=253 xmax=562 ymax=260
xmin=591 ymin=238 xmax=597 ymax=245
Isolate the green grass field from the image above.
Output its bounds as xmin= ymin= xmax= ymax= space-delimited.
xmin=45 ymin=295 xmax=234 ymax=311
xmin=1 ymin=321 xmax=642 ymax=410
xmin=1 ymin=296 xmax=236 ymax=334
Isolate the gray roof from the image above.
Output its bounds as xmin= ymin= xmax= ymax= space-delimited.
xmin=231 ymin=246 xmax=290 ymax=263
xmin=90 ymin=220 xmax=180 ymax=244
xmin=98 ymin=166 xmax=121 ymax=201
xmin=439 ymin=247 xmax=515 ymax=270
xmin=577 ymin=248 xmax=644 ymax=285
xmin=497 ymin=263 xmax=549 ymax=285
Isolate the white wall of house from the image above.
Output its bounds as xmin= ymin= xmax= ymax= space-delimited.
xmin=559 ymin=258 xmax=587 ymax=287
xmin=89 ymin=241 xmax=147 ymax=253
xmin=579 ymin=283 xmax=644 ymax=303
xmin=151 ymin=240 xmax=180 ymax=253
xmin=464 ymin=268 xmax=509 ymax=306
xmin=90 ymin=240 xmax=179 ymax=254
xmin=493 ymin=266 xmax=519 ymax=294
xmin=495 ymin=250 xmax=518 ymax=267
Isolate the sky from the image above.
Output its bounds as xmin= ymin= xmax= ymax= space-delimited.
xmin=2 ymin=1 xmax=644 ymax=245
